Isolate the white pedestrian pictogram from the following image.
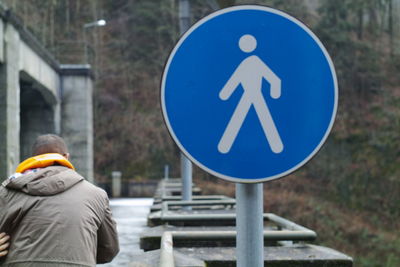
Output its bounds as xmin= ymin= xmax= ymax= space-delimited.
xmin=218 ymin=34 xmax=284 ymax=154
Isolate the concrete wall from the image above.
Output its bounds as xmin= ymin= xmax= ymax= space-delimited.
xmin=61 ymin=65 xmax=94 ymax=183
xmin=19 ymin=81 xmax=56 ymax=160
xmin=19 ymin=41 xmax=60 ymax=101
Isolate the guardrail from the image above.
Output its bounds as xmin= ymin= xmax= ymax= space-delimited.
xmin=149 ymin=178 xmax=352 ymax=267
xmin=159 ymin=232 xmax=175 ymax=267
xmin=158 ymin=217 xmax=317 ymax=267
xmin=161 ymin=199 xmax=236 ymax=213
xmin=157 ymin=181 xmax=201 ymax=199
xmin=157 ymin=202 xmax=317 ymax=266
xmin=157 ymin=211 xmax=316 ymax=242
xmin=154 ymin=195 xmax=232 ymax=204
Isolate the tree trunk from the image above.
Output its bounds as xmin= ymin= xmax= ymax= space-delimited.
xmin=392 ymin=0 xmax=400 ymax=55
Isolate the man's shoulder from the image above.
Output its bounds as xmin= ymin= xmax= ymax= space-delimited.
xmin=0 ymin=183 xmax=20 ymax=200
xmin=0 ymin=184 xmax=8 ymax=200
xmin=76 ymin=179 xmax=109 ymax=200
xmin=43 ymin=166 xmax=110 ymax=201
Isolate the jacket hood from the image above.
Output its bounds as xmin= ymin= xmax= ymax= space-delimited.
xmin=4 ymin=165 xmax=84 ymax=196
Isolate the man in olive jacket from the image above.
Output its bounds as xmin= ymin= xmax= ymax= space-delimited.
xmin=0 ymin=134 xmax=119 ymax=266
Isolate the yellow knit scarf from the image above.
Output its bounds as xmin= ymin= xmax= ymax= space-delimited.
xmin=16 ymin=153 xmax=75 ymax=173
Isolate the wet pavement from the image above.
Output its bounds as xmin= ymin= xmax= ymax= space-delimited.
xmin=98 ymin=198 xmax=153 ymax=267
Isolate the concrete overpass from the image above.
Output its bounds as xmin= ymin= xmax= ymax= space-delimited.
xmin=0 ymin=6 xmax=94 ymax=182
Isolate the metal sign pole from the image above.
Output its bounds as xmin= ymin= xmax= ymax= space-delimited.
xmin=236 ymin=183 xmax=264 ymax=267
xmin=164 ymin=164 xmax=169 ymax=180
xmin=179 ymin=0 xmax=192 ymax=203
xmin=180 ymin=153 xmax=192 ymax=202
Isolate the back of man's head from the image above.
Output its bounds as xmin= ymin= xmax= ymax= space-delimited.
xmin=32 ymin=134 xmax=68 ymax=157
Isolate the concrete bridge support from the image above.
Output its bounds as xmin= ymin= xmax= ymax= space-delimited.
xmin=61 ymin=65 xmax=94 ymax=183
xmin=0 ymin=7 xmax=94 ymax=182
xmin=0 ymin=21 xmax=21 ymax=178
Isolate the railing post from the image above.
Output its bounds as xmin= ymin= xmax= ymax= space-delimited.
xmin=159 ymin=232 xmax=175 ymax=267
xmin=180 ymin=154 xmax=192 ymax=204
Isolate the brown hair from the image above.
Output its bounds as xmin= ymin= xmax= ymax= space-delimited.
xmin=32 ymin=134 xmax=68 ymax=156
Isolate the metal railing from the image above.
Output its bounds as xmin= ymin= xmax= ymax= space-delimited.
xmin=158 ymin=216 xmax=317 ymax=267
xmin=153 ymin=195 xmax=233 ymax=204
xmin=161 ymin=199 xmax=236 ymax=213
xmin=156 ymin=180 xmax=317 ymax=267
xmin=159 ymin=232 xmax=175 ymax=267
xmin=158 ymin=208 xmax=316 ymax=241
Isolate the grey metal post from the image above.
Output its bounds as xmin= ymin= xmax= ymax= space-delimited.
xmin=179 ymin=0 xmax=191 ymax=34
xmin=164 ymin=164 xmax=170 ymax=180
xmin=180 ymin=154 xmax=192 ymax=203
xmin=111 ymin=171 xmax=122 ymax=198
xmin=179 ymin=0 xmax=193 ymax=203
xmin=236 ymin=183 xmax=264 ymax=267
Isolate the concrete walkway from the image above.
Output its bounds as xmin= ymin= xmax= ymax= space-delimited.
xmin=98 ymin=198 xmax=153 ymax=266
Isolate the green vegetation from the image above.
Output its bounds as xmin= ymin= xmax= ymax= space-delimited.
xmin=1 ymin=0 xmax=399 ymax=265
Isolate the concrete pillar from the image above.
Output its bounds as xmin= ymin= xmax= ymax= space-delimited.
xmin=0 ymin=21 xmax=20 ymax=178
xmin=111 ymin=171 xmax=122 ymax=198
xmin=60 ymin=64 xmax=94 ymax=183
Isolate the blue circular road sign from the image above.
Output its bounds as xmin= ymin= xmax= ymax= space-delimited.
xmin=161 ymin=5 xmax=338 ymax=183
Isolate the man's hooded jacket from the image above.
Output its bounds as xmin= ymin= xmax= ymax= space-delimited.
xmin=0 ymin=157 xmax=119 ymax=267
